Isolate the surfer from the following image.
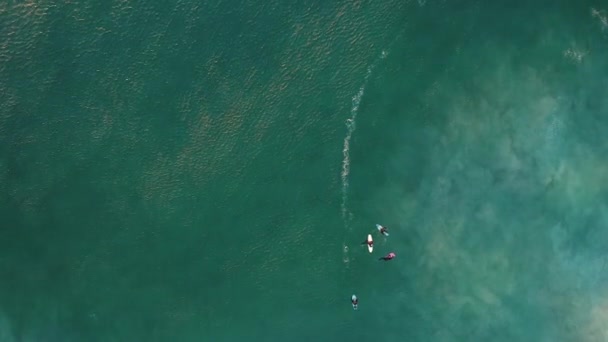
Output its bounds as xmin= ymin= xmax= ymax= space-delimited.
xmin=351 ymin=295 xmax=358 ymax=310
xmin=379 ymin=252 xmax=396 ymax=261
xmin=361 ymin=239 xmax=373 ymax=249
xmin=376 ymin=224 xmax=389 ymax=237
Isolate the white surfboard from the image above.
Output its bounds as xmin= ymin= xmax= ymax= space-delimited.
xmin=376 ymin=224 xmax=389 ymax=236
xmin=367 ymin=234 xmax=373 ymax=253
xmin=351 ymin=294 xmax=358 ymax=310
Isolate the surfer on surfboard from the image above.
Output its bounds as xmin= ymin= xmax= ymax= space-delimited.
xmin=379 ymin=252 xmax=396 ymax=261
xmin=351 ymin=295 xmax=358 ymax=310
xmin=361 ymin=235 xmax=374 ymax=253
xmin=376 ymin=224 xmax=389 ymax=237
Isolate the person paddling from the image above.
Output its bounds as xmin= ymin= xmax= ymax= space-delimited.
xmin=361 ymin=238 xmax=373 ymax=249
xmin=379 ymin=252 xmax=396 ymax=261
xmin=351 ymin=295 xmax=358 ymax=310
xmin=376 ymin=224 xmax=389 ymax=237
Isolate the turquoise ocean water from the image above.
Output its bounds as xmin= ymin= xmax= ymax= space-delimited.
xmin=2 ymin=0 xmax=608 ymax=341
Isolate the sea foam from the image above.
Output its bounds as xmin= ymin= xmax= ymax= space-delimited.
xmin=341 ymin=51 xmax=388 ymax=224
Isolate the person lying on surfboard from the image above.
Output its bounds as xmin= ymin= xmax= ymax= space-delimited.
xmin=379 ymin=252 xmax=396 ymax=261
xmin=351 ymin=295 xmax=358 ymax=310
xmin=361 ymin=239 xmax=373 ymax=249
xmin=376 ymin=224 xmax=389 ymax=236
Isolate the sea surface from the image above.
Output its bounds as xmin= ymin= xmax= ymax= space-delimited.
xmin=2 ymin=0 xmax=608 ymax=341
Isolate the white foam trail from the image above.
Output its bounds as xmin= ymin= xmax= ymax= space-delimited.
xmin=591 ymin=8 xmax=608 ymax=30
xmin=341 ymin=51 xmax=389 ymax=223
xmin=340 ymin=84 xmax=365 ymax=219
